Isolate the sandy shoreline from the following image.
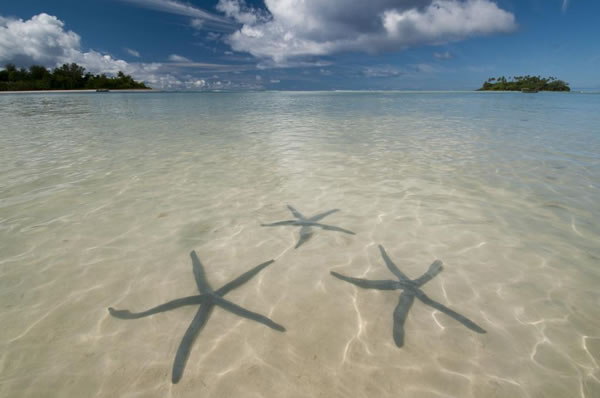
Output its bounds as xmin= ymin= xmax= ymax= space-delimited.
xmin=0 ymin=89 xmax=156 ymax=94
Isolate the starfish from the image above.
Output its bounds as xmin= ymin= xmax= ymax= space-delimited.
xmin=330 ymin=245 xmax=486 ymax=347
xmin=108 ymin=251 xmax=285 ymax=383
xmin=261 ymin=205 xmax=355 ymax=249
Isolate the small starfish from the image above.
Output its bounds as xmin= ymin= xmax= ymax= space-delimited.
xmin=108 ymin=251 xmax=285 ymax=383
xmin=261 ymin=205 xmax=355 ymax=249
xmin=330 ymin=245 xmax=486 ymax=347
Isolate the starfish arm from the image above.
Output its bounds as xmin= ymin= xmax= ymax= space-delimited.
xmin=308 ymin=208 xmax=340 ymax=222
xmin=412 ymin=260 xmax=444 ymax=287
xmin=313 ymin=223 xmax=356 ymax=235
xmin=287 ymin=205 xmax=306 ymax=220
xmin=294 ymin=226 xmax=313 ymax=249
xmin=190 ymin=251 xmax=213 ymax=294
xmin=416 ymin=292 xmax=486 ymax=334
xmin=330 ymin=271 xmax=398 ymax=290
xmin=108 ymin=295 xmax=205 ymax=319
xmin=215 ymin=260 xmax=275 ymax=297
xmin=171 ymin=302 xmax=214 ymax=384
xmin=393 ymin=291 xmax=416 ymax=347
xmin=378 ymin=245 xmax=411 ymax=282
xmin=212 ymin=296 xmax=286 ymax=332
xmin=260 ymin=220 xmax=297 ymax=227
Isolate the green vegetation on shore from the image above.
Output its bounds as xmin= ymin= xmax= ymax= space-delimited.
xmin=478 ymin=75 xmax=570 ymax=91
xmin=0 ymin=63 xmax=149 ymax=91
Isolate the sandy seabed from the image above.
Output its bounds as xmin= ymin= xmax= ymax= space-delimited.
xmin=0 ymin=91 xmax=599 ymax=398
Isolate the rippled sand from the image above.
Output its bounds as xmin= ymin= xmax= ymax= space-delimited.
xmin=1 ymin=92 xmax=599 ymax=397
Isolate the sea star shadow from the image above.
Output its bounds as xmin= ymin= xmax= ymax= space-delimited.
xmin=330 ymin=245 xmax=486 ymax=347
xmin=108 ymin=251 xmax=285 ymax=383
xmin=261 ymin=205 xmax=355 ymax=249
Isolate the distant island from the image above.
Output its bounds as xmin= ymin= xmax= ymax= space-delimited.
xmin=478 ymin=75 xmax=570 ymax=92
xmin=0 ymin=63 xmax=149 ymax=91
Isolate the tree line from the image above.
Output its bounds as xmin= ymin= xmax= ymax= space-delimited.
xmin=0 ymin=63 xmax=149 ymax=91
xmin=478 ymin=75 xmax=570 ymax=91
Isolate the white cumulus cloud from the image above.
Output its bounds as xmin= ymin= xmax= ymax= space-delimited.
xmin=0 ymin=13 xmax=263 ymax=90
xmin=0 ymin=13 xmax=159 ymax=76
xmin=0 ymin=13 xmax=80 ymax=66
xmin=217 ymin=0 xmax=516 ymax=65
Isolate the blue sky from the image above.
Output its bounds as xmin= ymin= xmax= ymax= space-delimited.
xmin=1 ymin=1 xmax=598 ymax=90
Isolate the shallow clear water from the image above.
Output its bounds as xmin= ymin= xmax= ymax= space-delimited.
xmin=1 ymin=91 xmax=599 ymax=397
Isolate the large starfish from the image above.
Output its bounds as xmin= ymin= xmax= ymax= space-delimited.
xmin=108 ymin=251 xmax=285 ymax=383
xmin=330 ymin=245 xmax=486 ymax=347
xmin=261 ymin=205 xmax=355 ymax=249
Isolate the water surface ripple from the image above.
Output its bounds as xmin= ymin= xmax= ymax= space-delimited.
xmin=1 ymin=92 xmax=599 ymax=397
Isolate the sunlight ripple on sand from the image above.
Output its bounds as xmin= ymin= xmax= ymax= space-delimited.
xmin=0 ymin=91 xmax=599 ymax=398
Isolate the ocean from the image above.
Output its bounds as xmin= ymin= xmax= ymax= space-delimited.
xmin=1 ymin=91 xmax=599 ymax=397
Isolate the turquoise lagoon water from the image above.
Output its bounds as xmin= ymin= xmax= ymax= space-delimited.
xmin=0 ymin=91 xmax=599 ymax=397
